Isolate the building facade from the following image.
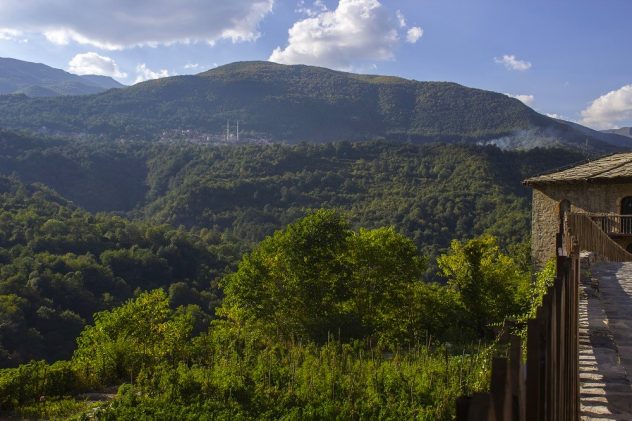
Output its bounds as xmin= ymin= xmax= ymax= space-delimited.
xmin=524 ymin=153 xmax=632 ymax=268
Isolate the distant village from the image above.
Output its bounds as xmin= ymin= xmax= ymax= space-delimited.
xmin=157 ymin=127 xmax=273 ymax=146
xmin=158 ymin=119 xmax=273 ymax=145
xmin=37 ymin=120 xmax=274 ymax=145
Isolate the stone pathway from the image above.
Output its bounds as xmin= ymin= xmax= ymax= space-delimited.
xmin=580 ymin=262 xmax=632 ymax=420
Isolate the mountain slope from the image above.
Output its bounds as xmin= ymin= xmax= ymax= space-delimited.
xmin=0 ymin=57 xmax=124 ymax=96
xmin=78 ymin=74 xmax=125 ymax=90
xmin=0 ymin=60 xmax=627 ymax=151
xmin=603 ymin=127 xmax=632 ymax=139
xmin=548 ymin=119 xmax=632 ymax=148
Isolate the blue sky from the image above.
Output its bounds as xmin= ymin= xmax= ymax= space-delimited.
xmin=0 ymin=0 xmax=631 ymax=129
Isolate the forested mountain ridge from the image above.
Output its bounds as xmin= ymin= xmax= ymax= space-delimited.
xmin=0 ymin=57 xmax=124 ymax=97
xmin=0 ymin=61 xmax=627 ymax=151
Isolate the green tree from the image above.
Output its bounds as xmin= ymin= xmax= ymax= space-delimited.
xmin=219 ymin=209 xmax=351 ymax=342
xmin=219 ymin=211 xmax=434 ymax=344
xmin=73 ymin=290 xmax=194 ymax=384
xmin=346 ymin=227 xmax=426 ymax=342
xmin=437 ymin=235 xmax=529 ymax=337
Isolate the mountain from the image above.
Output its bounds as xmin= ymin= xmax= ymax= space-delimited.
xmin=79 ymin=74 xmax=125 ymax=90
xmin=0 ymin=57 xmax=125 ymax=96
xmin=550 ymin=119 xmax=632 ymax=148
xmin=603 ymin=127 xmax=632 ymax=139
xmin=0 ymin=60 xmax=628 ymax=151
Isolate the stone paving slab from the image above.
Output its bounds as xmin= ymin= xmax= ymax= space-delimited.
xmin=580 ymin=262 xmax=632 ymax=420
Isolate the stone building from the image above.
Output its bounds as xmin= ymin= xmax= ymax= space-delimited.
xmin=524 ymin=152 xmax=632 ymax=267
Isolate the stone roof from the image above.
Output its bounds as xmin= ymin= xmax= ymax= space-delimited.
xmin=524 ymin=152 xmax=632 ymax=185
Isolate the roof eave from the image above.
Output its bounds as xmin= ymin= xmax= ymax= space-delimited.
xmin=523 ymin=176 xmax=632 ymax=187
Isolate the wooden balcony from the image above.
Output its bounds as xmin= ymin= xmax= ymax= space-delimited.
xmin=588 ymin=214 xmax=632 ymax=237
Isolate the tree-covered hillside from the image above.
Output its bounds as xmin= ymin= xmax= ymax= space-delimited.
xmin=0 ymin=176 xmax=240 ymax=367
xmin=0 ymin=131 xmax=586 ymax=264
xmin=0 ymin=130 xmax=147 ymax=212
xmin=0 ymin=61 xmax=625 ymax=150
xmin=0 ymin=129 xmax=580 ymax=418
xmin=143 ymin=141 xmax=583 ymax=245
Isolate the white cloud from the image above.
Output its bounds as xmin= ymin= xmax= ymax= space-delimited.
xmin=581 ymin=84 xmax=632 ymax=129
xmin=0 ymin=28 xmax=21 ymax=40
xmin=546 ymin=113 xmax=562 ymax=119
xmin=0 ymin=28 xmax=28 ymax=43
xmin=44 ymin=28 xmax=122 ymax=50
xmin=184 ymin=63 xmax=200 ymax=70
xmin=494 ymin=54 xmax=532 ymax=71
xmin=271 ymin=0 xmax=416 ymax=70
xmin=296 ymin=0 xmax=328 ymax=17
xmin=0 ymin=0 xmax=273 ymax=49
xmin=505 ymin=93 xmax=535 ymax=106
xmin=395 ymin=10 xmax=406 ymax=28
xmin=68 ymin=52 xmax=127 ymax=78
xmin=406 ymin=26 xmax=423 ymax=44
xmin=134 ymin=64 xmax=171 ymax=84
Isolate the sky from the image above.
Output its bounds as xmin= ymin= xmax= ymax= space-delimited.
xmin=0 ymin=0 xmax=631 ymax=130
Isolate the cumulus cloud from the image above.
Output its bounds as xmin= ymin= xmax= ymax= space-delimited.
xmin=0 ymin=0 xmax=273 ymax=50
xmin=505 ymin=93 xmax=535 ymax=106
xmin=134 ymin=64 xmax=171 ymax=84
xmin=406 ymin=26 xmax=423 ymax=44
xmin=581 ymin=84 xmax=632 ymax=129
xmin=494 ymin=54 xmax=532 ymax=71
xmin=68 ymin=52 xmax=127 ymax=78
xmin=270 ymin=0 xmax=421 ymax=70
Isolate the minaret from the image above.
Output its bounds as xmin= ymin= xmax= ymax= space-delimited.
xmin=236 ymin=120 xmax=239 ymax=142
xmin=226 ymin=120 xmax=230 ymax=142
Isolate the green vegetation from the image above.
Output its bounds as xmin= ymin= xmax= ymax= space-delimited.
xmin=0 ymin=128 xmax=581 ymax=418
xmin=1 ymin=290 xmax=492 ymax=420
xmin=437 ymin=235 xmax=530 ymax=337
xmin=1 ymin=211 xmax=540 ymax=419
xmin=0 ymin=176 xmax=234 ymax=366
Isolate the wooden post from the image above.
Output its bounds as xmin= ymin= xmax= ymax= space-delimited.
xmin=527 ymin=311 xmax=544 ymax=420
xmin=456 ymin=396 xmax=471 ymax=421
xmin=510 ymin=335 xmax=525 ymax=421
xmin=491 ymin=358 xmax=512 ymax=420
xmin=555 ymin=276 xmax=566 ymax=421
xmin=468 ymin=393 xmax=496 ymax=421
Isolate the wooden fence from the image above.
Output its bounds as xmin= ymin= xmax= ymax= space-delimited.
xmin=455 ymin=212 xmax=632 ymax=420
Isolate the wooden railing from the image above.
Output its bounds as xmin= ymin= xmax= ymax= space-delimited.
xmin=588 ymin=213 xmax=632 ymax=236
xmin=570 ymin=213 xmax=632 ymax=261
xmin=455 ymin=212 xmax=632 ymax=420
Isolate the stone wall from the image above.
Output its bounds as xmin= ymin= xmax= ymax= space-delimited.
xmin=531 ymin=182 xmax=632 ymax=268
